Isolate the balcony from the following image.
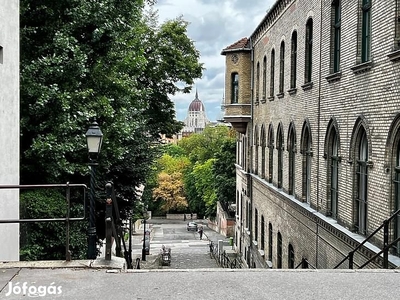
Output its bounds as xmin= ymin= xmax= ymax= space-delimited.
xmin=223 ymin=103 xmax=251 ymax=134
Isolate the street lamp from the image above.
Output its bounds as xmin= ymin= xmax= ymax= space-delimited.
xmin=85 ymin=120 xmax=103 ymax=259
xmin=142 ymin=207 xmax=148 ymax=261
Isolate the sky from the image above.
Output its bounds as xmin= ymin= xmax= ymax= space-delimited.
xmin=153 ymin=0 xmax=276 ymax=122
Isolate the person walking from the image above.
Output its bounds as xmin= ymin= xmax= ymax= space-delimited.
xmin=198 ymin=225 xmax=203 ymax=240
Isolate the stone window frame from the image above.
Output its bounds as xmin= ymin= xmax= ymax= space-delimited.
xmin=301 ymin=119 xmax=313 ymax=204
xmin=278 ymin=40 xmax=285 ymax=96
xmin=384 ymin=113 xmax=400 ymax=255
xmin=254 ymin=208 xmax=259 ymax=243
xmin=288 ymin=243 xmax=295 ymax=269
xmin=287 ymin=122 xmax=297 ymax=196
xmin=268 ymin=223 xmax=273 ymax=261
xmin=261 ymin=124 xmax=267 ymax=179
xmin=254 ymin=125 xmax=259 ymax=175
xmin=277 ymin=123 xmax=285 ymax=189
xmin=256 ymin=61 xmax=260 ymax=104
xmin=231 ymin=72 xmax=239 ymax=103
xmin=330 ymin=0 xmax=342 ymax=74
xmin=277 ymin=231 xmax=283 ymax=269
xmin=349 ymin=117 xmax=372 ymax=235
xmin=289 ymin=30 xmax=298 ymax=93
xmin=268 ymin=123 xmax=275 ymax=184
xmin=304 ymin=18 xmax=313 ymax=84
xmin=262 ymin=56 xmax=267 ymax=101
xmin=261 ymin=215 xmax=265 ymax=251
xmin=269 ymin=48 xmax=275 ymax=100
xmin=324 ymin=118 xmax=341 ymax=220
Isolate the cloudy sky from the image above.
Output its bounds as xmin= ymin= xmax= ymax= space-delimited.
xmin=153 ymin=0 xmax=275 ymax=122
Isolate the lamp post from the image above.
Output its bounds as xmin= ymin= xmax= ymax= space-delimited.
xmin=142 ymin=208 xmax=148 ymax=261
xmin=85 ymin=121 xmax=103 ymax=259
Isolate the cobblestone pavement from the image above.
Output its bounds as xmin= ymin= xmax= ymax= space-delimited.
xmin=131 ymin=218 xmax=230 ymax=270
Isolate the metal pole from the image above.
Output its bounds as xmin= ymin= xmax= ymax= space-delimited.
xmin=87 ymin=163 xmax=97 ymax=259
xmin=128 ymin=218 xmax=132 ymax=268
xmin=142 ymin=217 xmax=146 ymax=261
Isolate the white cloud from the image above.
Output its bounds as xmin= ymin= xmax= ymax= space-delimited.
xmin=154 ymin=0 xmax=276 ymax=121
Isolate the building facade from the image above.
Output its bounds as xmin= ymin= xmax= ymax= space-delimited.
xmin=181 ymin=90 xmax=210 ymax=137
xmin=222 ymin=0 xmax=400 ymax=269
xmin=0 ymin=1 xmax=20 ymax=261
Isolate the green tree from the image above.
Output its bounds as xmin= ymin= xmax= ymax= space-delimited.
xmin=19 ymin=0 xmax=203 ymax=259
xmin=213 ymin=138 xmax=236 ymax=217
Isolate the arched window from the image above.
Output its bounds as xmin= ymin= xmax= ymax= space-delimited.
xmin=261 ymin=125 xmax=266 ymax=179
xmin=288 ymin=244 xmax=295 ymax=269
xmin=268 ymin=223 xmax=273 ymax=261
xmin=279 ymin=41 xmax=285 ymax=94
xmin=270 ymin=49 xmax=275 ymax=98
xmin=394 ymin=137 xmax=400 ymax=255
xmin=261 ymin=216 xmax=265 ymax=251
xmin=288 ymin=123 xmax=296 ymax=195
xmin=231 ymin=73 xmax=239 ymax=103
xmin=263 ymin=56 xmax=267 ymax=100
xmin=268 ymin=124 xmax=275 ymax=184
xmin=305 ymin=18 xmax=313 ymax=83
xmin=277 ymin=124 xmax=284 ymax=188
xmin=277 ymin=232 xmax=282 ymax=269
xmin=290 ymin=31 xmax=297 ymax=89
xmin=256 ymin=62 xmax=260 ymax=102
xmin=327 ymin=124 xmax=339 ymax=219
xmin=302 ymin=122 xmax=312 ymax=203
xmin=254 ymin=126 xmax=259 ymax=175
xmin=331 ymin=0 xmax=341 ymax=73
xmin=254 ymin=209 xmax=259 ymax=243
xmin=360 ymin=0 xmax=371 ymax=62
xmin=355 ymin=128 xmax=368 ymax=234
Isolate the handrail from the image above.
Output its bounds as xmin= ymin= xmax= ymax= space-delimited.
xmin=0 ymin=183 xmax=87 ymax=261
xmin=334 ymin=208 xmax=400 ymax=269
xmin=295 ymin=258 xmax=316 ymax=269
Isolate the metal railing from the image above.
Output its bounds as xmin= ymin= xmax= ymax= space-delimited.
xmin=208 ymin=240 xmax=243 ymax=269
xmin=295 ymin=258 xmax=316 ymax=269
xmin=0 ymin=183 xmax=87 ymax=261
xmin=334 ymin=208 xmax=400 ymax=269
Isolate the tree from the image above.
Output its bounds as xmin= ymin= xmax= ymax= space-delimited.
xmin=213 ymin=138 xmax=236 ymax=216
xmin=152 ymin=172 xmax=188 ymax=213
xmin=19 ymin=0 xmax=203 ymax=259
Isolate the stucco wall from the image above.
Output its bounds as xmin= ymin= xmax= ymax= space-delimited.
xmin=0 ymin=1 xmax=20 ymax=261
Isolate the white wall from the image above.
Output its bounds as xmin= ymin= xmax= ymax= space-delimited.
xmin=0 ymin=0 xmax=20 ymax=261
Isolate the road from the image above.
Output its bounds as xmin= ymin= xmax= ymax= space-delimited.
xmin=131 ymin=218 xmax=228 ymax=269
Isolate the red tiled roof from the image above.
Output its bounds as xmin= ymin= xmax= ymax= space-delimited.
xmin=221 ymin=37 xmax=249 ymax=54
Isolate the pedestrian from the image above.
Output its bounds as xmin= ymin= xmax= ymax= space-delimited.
xmin=190 ymin=213 xmax=193 ymax=220
xmin=184 ymin=214 xmax=186 ymax=221
xmin=198 ymin=225 xmax=203 ymax=240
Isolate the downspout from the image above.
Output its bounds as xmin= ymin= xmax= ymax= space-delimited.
xmin=315 ymin=1 xmax=324 ymax=269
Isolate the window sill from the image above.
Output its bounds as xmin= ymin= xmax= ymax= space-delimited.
xmin=260 ymin=97 xmax=267 ymax=104
xmin=255 ymin=100 xmax=259 ymax=106
xmin=277 ymin=92 xmax=284 ymax=99
xmin=301 ymin=81 xmax=313 ymax=91
xmin=258 ymin=249 xmax=265 ymax=257
xmin=268 ymin=96 xmax=274 ymax=102
xmin=351 ymin=61 xmax=372 ymax=74
xmin=326 ymin=71 xmax=342 ymax=83
xmin=388 ymin=49 xmax=400 ymax=62
xmin=252 ymin=240 xmax=258 ymax=247
xmin=287 ymin=88 xmax=297 ymax=95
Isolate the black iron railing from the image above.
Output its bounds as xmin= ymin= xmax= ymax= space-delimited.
xmin=0 ymin=183 xmax=87 ymax=261
xmin=334 ymin=208 xmax=400 ymax=269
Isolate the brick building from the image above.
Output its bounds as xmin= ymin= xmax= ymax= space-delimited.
xmin=221 ymin=0 xmax=400 ymax=269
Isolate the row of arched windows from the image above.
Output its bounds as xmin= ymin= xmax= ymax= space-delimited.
xmin=251 ymin=115 xmax=400 ymax=246
xmin=254 ymin=19 xmax=313 ymax=102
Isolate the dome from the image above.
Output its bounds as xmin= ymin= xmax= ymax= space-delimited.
xmin=188 ymin=90 xmax=205 ymax=112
